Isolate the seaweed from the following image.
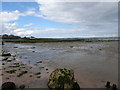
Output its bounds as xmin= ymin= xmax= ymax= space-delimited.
xmin=6 ymin=70 xmax=16 ymax=74
xmin=17 ymin=71 xmax=28 ymax=77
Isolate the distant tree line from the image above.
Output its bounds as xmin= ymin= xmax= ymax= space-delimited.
xmin=1 ymin=34 xmax=36 ymax=40
xmin=1 ymin=34 xmax=21 ymax=39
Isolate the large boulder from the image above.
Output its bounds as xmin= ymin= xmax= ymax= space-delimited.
xmin=48 ymin=68 xmax=80 ymax=90
xmin=1 ymin=82 xmax=16 ymax=90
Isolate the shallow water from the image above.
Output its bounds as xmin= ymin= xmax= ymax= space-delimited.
xmin=2 ymin=43 xmax=65 ymax=64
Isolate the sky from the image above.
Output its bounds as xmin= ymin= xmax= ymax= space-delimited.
xmin=0 ymin=0 xmax=118 ymax=38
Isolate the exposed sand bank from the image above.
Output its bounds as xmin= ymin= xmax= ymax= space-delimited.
xmin=1 ymin=41 xmax=118 ymax=88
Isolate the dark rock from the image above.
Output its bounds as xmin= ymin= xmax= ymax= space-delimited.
xmin=2 ymin=53 xmax=11 ymax=56
xmin=30 ymin=67 xmax=32 ymax=69
xmin=19 ymin=56 xmax=22 ymax=58
xmin=2 ymin=57 xmax=8 ymax=61
xmin=37 ymin=76 xmax=41 ymax=78
xmin=111 ymin=84 xmax=117 ymax=90
xmin=25 ymin=57 xmax=27 ymax=59
xmin=46 ymin=68 xmax=48 ymax=71
xmin=13 ymin=55 xmax=16 ymax=57
xmin=29 ymin=75 xmax=33 ymax=77
xmin=13 ymin=47 xmax=18 ymax=48
xmin=73 ymin=81 xmax=81 ymax=90
xmin=2 ymin=42 xmax=4 ymax=45
xmin=105 ymin=81 xmax=111 ymax=88
xmin=1 ymin=82 xmax=16 ymax=90
xmin=19 ymin=84 xmax=26 ymax=89
xmin=70 ymin=46 xmax=73 ymax=48
xmin=2 ymin=63 xmax=5 ymax=65
xmin=48 ymin=68 xmax=80 ymax=90
xmin=32 ymin=51 xmax=35 ymax=52
xmin=6 ymin=77 xmax=9 ymax=80
xmin=36 ymin=61 xmax=42 ymax=63
xmin=31 ymin=47 xmax=35 ymax=49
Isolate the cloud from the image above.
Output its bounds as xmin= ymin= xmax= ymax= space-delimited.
xmin=34 ymin=1 xmax=118 ymax=37
xmin=28 ymin=27 xmax=118 ymax=38
xmin=36 ymin=1 xmax=118 ymax=25
xmin=23 ymin=23 xmax=33 ymax=27
xmin=2 ymin=23 xmax=18 ymax=33
xmin=0 ymin=10 xmax=20 ymax=22
xmin=1 ymin=1 xmax=118 ymax=38
xmin=2 ymin=22 xmax=117 ymax=38
xmin=2 ymin=22 xmax=33 ymax=36
xmin=0 ymin=9 xmax=43 ymax=22
xmin=15 ymin=30 xmax=33 ymax=36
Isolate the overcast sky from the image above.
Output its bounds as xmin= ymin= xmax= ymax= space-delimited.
xmin=0 ymin=0 xmax=118 ymax=38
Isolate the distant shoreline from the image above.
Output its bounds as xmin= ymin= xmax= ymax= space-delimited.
xmin=1 ymin=34 xmax=119 ymax=43
xmin=2 ymin=39 xmax=119 ymax=43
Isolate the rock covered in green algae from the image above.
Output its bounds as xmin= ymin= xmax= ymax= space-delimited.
xmin=48 ymin=68 xmax=80 ymax=90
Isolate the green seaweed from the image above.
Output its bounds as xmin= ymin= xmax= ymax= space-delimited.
xmin=17 ymin=71 xmax=28 ymax=77
xmin=19 ymin=85 xmax=26 ymax=89
xmin=6 ymin=70 xmax=16 ymax=74
xmin=34 ymin=72 xmax=41 ymax=75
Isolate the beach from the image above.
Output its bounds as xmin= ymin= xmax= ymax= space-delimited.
xmin=1 ymin=41 xmax=118 ymax=88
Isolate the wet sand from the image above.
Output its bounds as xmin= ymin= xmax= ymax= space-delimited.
xmin=1 ymin=41 xmax=118 ymax=88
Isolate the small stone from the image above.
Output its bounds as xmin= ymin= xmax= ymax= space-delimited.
xmin=37 ymin=61 xmax=42 ymax=63
xmin=19 ymin=56 xmax=22 ymax=58
xmin=6 ymin=77 xmax=9 ymax=80
xmin=29 ymin=75 xmax=33 ymax=77
xmin=31 ymin=47 xmax=35 ymax=49
xmin=37 ymin=76 xmax=41 ymax=78
xmin=105 ymin=81 xmax=111 ymax=88
xmin=112 ymin=84 xmax=117 ymax=90
xmin=2 ymin=53 xmax=11 ymax=56
xmin=2 ymin=57 xmax=8 ymax=61
xmin=70 ymin=46 xmax=73 ymax=48
xmin=19 ymin=85 xmax=26 ymax=89
xmin=46 ymin=68 xmax=48 ymax=71
xmin=30 ymin=67 xmax=32 ymax=69
xmin=2 ymin=42 xmax=4 ymax=45
xmin=25 ymin=57 xmax=27 ymax=59
xmin=13 ymin=47 xmax=18 ymax=48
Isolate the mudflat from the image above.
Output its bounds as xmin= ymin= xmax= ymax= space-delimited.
xmin=1 ymin=41 xmax=118 ymax=88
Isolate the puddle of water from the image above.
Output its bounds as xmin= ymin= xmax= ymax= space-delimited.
xmin=3 ymin=43 xmax=65 ymax=64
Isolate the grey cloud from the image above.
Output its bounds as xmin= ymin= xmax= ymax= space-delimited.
xmin=35 ymin=1 xmax=118 ymax=37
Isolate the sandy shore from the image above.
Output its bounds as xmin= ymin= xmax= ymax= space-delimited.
xmin=1 ymin=41 xmax=118 ymax=88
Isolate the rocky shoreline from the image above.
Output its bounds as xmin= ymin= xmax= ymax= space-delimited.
xmin=1 ymin=49 xmax=51 ymax=89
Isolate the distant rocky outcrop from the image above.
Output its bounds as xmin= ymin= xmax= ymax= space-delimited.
xmin=48 ymin=68 xmax=80 ymax=90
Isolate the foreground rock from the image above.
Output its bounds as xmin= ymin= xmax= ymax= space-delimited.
xmin=2 ymin=53 xmax=11 ymax=56
xmin=48 ymin=68 xmax=80 ymax=90
xmin=1 ymin=82 xmax=16 ymax=90
xmin=2 ymin=51 xmax=11 ymax=56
